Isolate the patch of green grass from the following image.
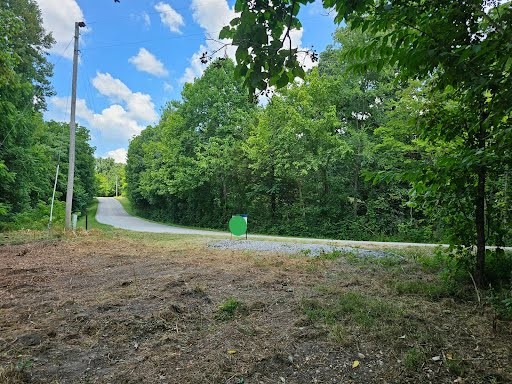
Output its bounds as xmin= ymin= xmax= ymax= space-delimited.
xmin=116 ymin=196 xmax=136 ymax=216
xmin=76 ymin=198 xmax=114 ymax=231
xmin=0 ymin=229 xmax=59 ymax=246
xmin=302 ymin=291 xmax=401 ymax=328
xmin=402 ymin=347 xmax=425 ymax=371
xmin=317 ymin=249 xmax=346 ymax=260
xmin=217 ymin=297 xmax=244 ymax=320
xmin=344 ymin=252 xmax=403 ymax=268
xmin=393 ymin=279 xmax=460 ymax=300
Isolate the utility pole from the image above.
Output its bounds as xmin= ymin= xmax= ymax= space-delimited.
xmin=65 ymin=21 xmax=86 ymax=229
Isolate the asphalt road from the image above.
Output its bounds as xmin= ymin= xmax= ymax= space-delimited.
xmin=95 ymin=197 xmax=227 ymax=235
xmin=96 ymin=197 xmax=466 ymax=249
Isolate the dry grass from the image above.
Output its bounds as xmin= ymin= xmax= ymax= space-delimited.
xmin=0 ymin=232 xmax=510 ymax=383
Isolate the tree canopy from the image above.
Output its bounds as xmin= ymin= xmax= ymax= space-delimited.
xmin=221 ymin=0 xmax=512 ymax=285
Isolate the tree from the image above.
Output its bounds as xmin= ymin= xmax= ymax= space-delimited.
xmin=96 ymin=157 xmax=126 ymax=197
xmin=0 ymin=0 xmax=55 ymax=223
xmin=225 ymin=0 xmax=512 ymax=286
xmin=126 ymin=59 xmax=256 ymax=227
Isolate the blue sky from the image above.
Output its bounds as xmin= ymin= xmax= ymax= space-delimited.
xmin=37 ymin=0 xmax=338 ymax=163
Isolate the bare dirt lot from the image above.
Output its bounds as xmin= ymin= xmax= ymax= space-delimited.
xmin=1 ymin=231 xmax=511 ymax=383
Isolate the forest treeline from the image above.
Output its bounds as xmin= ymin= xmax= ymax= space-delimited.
xmin=0 ymin=0 xmax=96 ymax=230
xmin=126 ymin=28 xmax=511 ymax=244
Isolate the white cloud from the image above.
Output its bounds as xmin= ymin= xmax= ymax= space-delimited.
xmin=143 ymin=12 xmax=151 ymax=27
xmin=288 ymin=28 xmax=317 ymax=71
xmin=35 ymin=0 xmax=87 ymax=59
xmin=50 ymin=72 xmax=158 ymax=141
xmin=155 ymin=2 xmax=185 ymax=34
xmin=104 ymin=148 xmax=128 ymax=164
xmin=129 ymin=48 xmax=169 ymax=77
xmin=164 ymin=81 xmax=173 ymax=92
xmin=180 ymin=0 xmax=236 ymax=83
xmin=131 ymin=12 xmax=151 ymax=28
xmin=92 ymin=72 xmax=158 ymax=122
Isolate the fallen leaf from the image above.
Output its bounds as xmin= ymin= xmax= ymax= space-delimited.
xmin=399 ymin=335 xmax=406 ymax=339
xmin=227 ymin=349 xmax=237 ymax=354
xmin=446 ymin=352 xmax=453 ymax=360
xmin=352 ymin=360 xmax=360 ymax=368
xmin=357 ymin=352 xmax=366 ymax=359
xmin=431 ymin=356 xmax=441 ymax=362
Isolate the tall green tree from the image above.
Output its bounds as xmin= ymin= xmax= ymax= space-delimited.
xmin=225 ymin=0 xmax=512 ymax=285
xmin=0 ymin=0 xmax=54 ymax=221
xmin=96 ymin=158 xmax=126 ymax=197
xmin=127 ymin=59 xmax=256 ymax=227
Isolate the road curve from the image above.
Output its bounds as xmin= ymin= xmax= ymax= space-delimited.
xmin=95 ymin=197 xmax=512 ymax=250
xmin=95 ymin=197 xmax=462 ymax=249
xmin=95 ymin=197 xmax=228 ymax=235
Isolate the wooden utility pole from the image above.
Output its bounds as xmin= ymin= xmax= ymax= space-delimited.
xmin=65 ymin=21 xmax=86 ymax=229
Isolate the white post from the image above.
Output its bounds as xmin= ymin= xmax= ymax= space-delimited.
xmin=48 ymin=163 xmax=60 ymax=229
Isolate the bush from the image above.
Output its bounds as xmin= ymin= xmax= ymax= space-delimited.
xmin=8 ymin=201 xmax=65 ymax=230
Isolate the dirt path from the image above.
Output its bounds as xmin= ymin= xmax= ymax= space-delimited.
xmin=1 ymin=235 xmax=510 ymax=383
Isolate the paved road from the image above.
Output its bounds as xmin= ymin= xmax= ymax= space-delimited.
xmin=96 ymin=197 xmax=459 ymax=248
xmin=95 ymin=197 xmax=227 ymax=235
xmin=95 ymin=197 xmax=512 ymax=250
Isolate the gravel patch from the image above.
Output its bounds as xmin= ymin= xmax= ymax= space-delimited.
xmin=208 ymin=240 xmax=396 ymax=258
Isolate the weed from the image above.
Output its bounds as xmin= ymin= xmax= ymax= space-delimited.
xmin=445 ymin=358 xmax=467 ymax=377
xmin=402 ymin=347 xmax=425 ymax=371
xmin=317 ymin=249 xmax=344 ymax=260
xmin=302 ymin=292 xmax=401 ymax=329
xmin=488 ymin=288 xmax=512 ymax=321
xmin=217 ymin=297 xmax=244 ymax=320
xmin=0 ymin=359 xmax=31 ymax=384
xmin=328 ymin=323 xmax=353 ymax=346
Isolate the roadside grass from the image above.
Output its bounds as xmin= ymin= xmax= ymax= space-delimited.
xmin=76 ymin=198 xmax=113 ymax=231
xmin=115 ymin=196 xmax=136 ymax=216
xmin=392 ymin=278 xmax=462 ymax=300
xmin=0 ymin=229 xmax=61 ymax=246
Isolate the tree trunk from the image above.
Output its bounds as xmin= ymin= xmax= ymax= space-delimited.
xmin=475 ymin=166 xmax=486 ymax=287
xmin=474 ymin=113 xmax=487 ymax=287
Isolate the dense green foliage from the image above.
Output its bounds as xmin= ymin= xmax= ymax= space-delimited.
xmin=224 ymin=0 xmax=512 ymax=284
xmin=128 ymin=52 xmax=490 ymax=242
xmin=95 ymin=158 xmax=126 ymax=197
xmin=0 ymin=0 xmax=96 ymax=230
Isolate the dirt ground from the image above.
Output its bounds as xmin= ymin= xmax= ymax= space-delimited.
xmin=0 ymin=231 xmax=511 ymax=383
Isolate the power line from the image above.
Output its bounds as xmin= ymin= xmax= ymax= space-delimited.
xmin=85 ymin=0 xmax=235 ymax=26
xmin=81 ymin=31 xmax=205 ymax=51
